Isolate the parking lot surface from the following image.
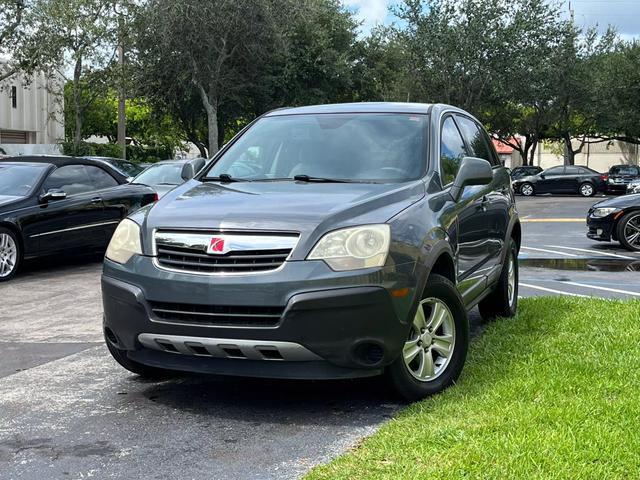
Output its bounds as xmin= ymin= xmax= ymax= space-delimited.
xmin=1 ymin=195 xmax=639 ymax=479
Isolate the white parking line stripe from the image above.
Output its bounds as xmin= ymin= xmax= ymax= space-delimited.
xmin=559 ymin=281 xmax=640 ymax=297
xmin=545 ymin=245 xmax=636 ymax=260
xmin=519 ymin=282 xmax=590 ymax=298
xmin=521 ymin=246 xmax=579 ymax=257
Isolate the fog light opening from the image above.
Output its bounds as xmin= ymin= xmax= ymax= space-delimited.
xmin=354 ymin=342 xmax=385 ymax=366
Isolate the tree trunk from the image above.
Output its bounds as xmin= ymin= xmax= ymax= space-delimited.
xmin=563 ymin=134 xmax=575 ymax=165
xmin=72 ymin=57 xmax=83 ymax=149
xmin=195 ymin=82 xmax=219 ymax=158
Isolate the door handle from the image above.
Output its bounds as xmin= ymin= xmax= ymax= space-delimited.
xmin=90 ymin=197 xmax=102 ymax=204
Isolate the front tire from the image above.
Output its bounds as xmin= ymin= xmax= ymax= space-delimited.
xmin=105 ymin=333 xmax=173 ymax=378
xmin=386 ymin=274 xmax=469 ymax=401
xmin=579 ymin=182 xmax=595 ymax=197
xmin=479 ymin=239 xmax=519 ymax=320
xmin=519 ymin=182 xmax=534 ymax=196
xmin=616 ymin=212 xmax=640 ymax=252
xmin=0 ymin=227 xmax=20 ymax=282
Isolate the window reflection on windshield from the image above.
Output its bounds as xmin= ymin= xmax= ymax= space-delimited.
xmin=0 ymin=164 xmax=47 ymax=197
xmin=205 ymin=114 xmax=428 ymax=183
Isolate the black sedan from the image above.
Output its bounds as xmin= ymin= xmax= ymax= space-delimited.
xmin=587 ymin=194 xmax=640 ymax=251
xmin=510 ymin=165 xmax=542 ymax=180
xmin=602 ymin=164 xmax=640 ymax=194
xmin=513 ymin=165 xmax=605 ymax=197
xmin=0 ymin=156 xmax=157 ymax=281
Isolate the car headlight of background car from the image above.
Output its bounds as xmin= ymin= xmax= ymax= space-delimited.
xmin=591 ymin=207 xmax=620 ymax=218
xmin=105 ymin=219 xmax=143 ymax=264
xmin=308 ymin=224 xmax=390 ymax=271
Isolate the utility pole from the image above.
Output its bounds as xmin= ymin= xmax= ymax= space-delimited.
xmin=116 ymin=11 xmax=126 ymax=159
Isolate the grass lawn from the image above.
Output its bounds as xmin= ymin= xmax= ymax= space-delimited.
xmin=307 ymin=297 xmax=640 ymax=479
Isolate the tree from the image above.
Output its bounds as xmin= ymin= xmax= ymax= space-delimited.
xmin=21 ymin=0 xmax=122 ymax=149
xmin=138 ymin=0 xmax=292 ymax=157
xmin=0 ymin=0 xmax=27 ymax=82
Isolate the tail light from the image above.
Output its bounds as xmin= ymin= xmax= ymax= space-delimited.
xmin=152 ymin=192 xmax=159 ymax=202
xmin=600 ymin=174 xmax=608 ymax=181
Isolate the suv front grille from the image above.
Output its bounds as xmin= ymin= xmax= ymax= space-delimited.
xmin=149 ymin=301 xmax=283 ymax=327
xmin=154 ymin=231 xmax=298 ymax=274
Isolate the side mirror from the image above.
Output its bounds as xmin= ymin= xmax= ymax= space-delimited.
xmin=450 ymin=157 xmax=493 ymax=201
xmin=181 ymin=162 xmax=196 ymax=181
xmin=39 ymin=188 xmax=67 ymax=203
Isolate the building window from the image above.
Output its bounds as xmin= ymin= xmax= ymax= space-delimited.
xmin=11 ymin=86 xmax=17 ymax=109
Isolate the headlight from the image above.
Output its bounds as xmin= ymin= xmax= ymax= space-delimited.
xmin=308 ymin=224 xmax=390 ymax=271
xmin=105 ymin=219 xmax=143 ymax=264
xmin=592 ymin=207 xmax=619 ymax=218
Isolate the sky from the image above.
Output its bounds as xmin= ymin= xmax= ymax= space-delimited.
xmin=344 ymin=0 xmax=640 ymax=39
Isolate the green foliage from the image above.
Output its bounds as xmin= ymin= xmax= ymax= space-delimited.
xmin=60 ymin=141 xmax=172 ymax=162
xmin=307 ymin=298 xmax=640 ymax=479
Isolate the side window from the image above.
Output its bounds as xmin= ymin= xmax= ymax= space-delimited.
xmin=85 ymin=166 xmax=119 ymax=190
xmin=440 ymin=117 xmax=467 ymax=186
xmin=43 ymin=165 xmax=93 ymax=195
xmin=544 ymin=166 xmax=564 ymax=176
xmin=455 ymin=116 xmax=497 ymax=166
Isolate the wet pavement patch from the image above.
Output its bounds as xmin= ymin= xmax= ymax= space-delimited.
xmin=520 ymin=258 xmax=640 ymax=272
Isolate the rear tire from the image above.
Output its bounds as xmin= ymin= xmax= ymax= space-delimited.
xmin=0 ymin=227 xmax=20 ymax=282
xmin=616 ymin=212 xmax=640 ymax=252
xmin=386 ymin=274 xmax=469 ymax=402
xmin=479 ymin=239 xmax=518 ymax=320
xmin=519 ymin=183 xmax=534 ymax=196
xmin=105 ymin=333 xmax=174 ymax=378
xmin=579 ymin=182 xmax=595 ymax=197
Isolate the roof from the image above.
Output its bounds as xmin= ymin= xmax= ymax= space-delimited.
xmin=266 ymin=102 xmax=436 ymax=116
xmin=492 ymin=139 xmax=515 ymax=154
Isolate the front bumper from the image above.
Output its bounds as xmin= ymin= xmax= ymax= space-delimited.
xmin=586 ymin=215 xmax=615 ymax=241
xmin=102 ymin=256 xmax=417 ymax=379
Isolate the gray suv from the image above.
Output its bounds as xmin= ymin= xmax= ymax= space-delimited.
xmin=102 ymin=103 xmax=520 ymax=400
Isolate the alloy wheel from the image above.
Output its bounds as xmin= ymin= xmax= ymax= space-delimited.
xmin=507 ymin=252 xmax=516 ymax=307
xmin=520 ymin=184 xmax=533 ymax=196
xmin=580 ymin=183 xmax=594 ymax=197
xmin=403 ymin=298 xmax=456 ymax=382
xmin=623 ymin=213 xmax=640 ymax=247
xmin=0 ymin=233 xmax=17 ymax=278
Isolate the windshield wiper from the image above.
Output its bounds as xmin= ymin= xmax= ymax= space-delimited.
xmin=293 ymin=174 xmax=353 ymax=183
xmin=203 ymin=173 xmax=243 ymax=183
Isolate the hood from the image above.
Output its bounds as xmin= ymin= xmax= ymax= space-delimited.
xmin=143 ymin=179 xmax=425 ymax=253
xmin=0 ymin=195 xmax=23 ymax=208
xmin=592 ymin=193 xmax=640 ymax=209
xmin=154 ymin=184 xmax=180 ymax=199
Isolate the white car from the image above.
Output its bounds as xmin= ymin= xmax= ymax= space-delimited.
xmin=627 ymin=179 xmax=640 ymax=194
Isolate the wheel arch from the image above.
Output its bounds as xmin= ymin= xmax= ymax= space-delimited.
xmin=0 ymin=221 xmax=24 ymax=256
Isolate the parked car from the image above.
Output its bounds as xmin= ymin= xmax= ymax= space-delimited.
xmin=101 ymin=103 xmax=521 ymax=401
xmin=602 ymin=164 xmax=640 ymax=194
xmin=86 ymin=156 xmax=146 ymax=182
xmin=510 ymin=165 xmax=542 ymax=180
xmin=512 ymin=165 xmax=605 ymax=197
xmin=587 ymin=193 xmax=640 ymax=251
xmin=132 ymin=158 xmax=207 ymax=198
xmin=0 ymin=156 xmax=157 ymax=281
xmin=627 ymin=178 xmax=640 ymax=195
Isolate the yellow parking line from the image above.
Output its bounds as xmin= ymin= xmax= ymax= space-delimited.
xmin=521 ymin=218 xmax=585 ymax=223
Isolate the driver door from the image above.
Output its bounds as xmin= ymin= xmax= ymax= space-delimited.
xmin=22 ymin=165 xmax=105 ymax=255
xmin=440 ymin=116 xmax=490 ymax=299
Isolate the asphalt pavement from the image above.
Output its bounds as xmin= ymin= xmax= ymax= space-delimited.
xmin=1 ymin=194 xmax=639 ymax=479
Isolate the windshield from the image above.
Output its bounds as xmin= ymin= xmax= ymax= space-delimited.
xmin=107 ymin=159 xmax=145 ymax=177
xmin=610 ymin=165 xmax=639 ymax=175
xmin=204 ymin=113 xmax=428 ymax=182
xmin=0 ymin=164 xmax=48 ymax=196
xmin=133 ymin=163 xmax=184 ymax=185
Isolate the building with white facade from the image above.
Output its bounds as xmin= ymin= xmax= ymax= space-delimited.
xmin=0 ymin=65 xmax=64 ymax=155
